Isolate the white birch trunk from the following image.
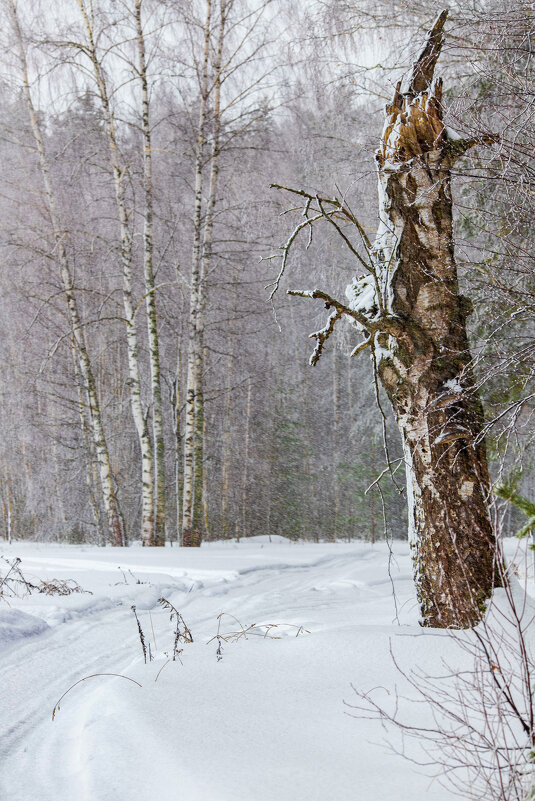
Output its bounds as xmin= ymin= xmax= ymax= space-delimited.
xmin=135 ymin=0 xmax=166 ymax=545
xmin=9 ymin=0 xmax=124 ymax=546
xmin=72 ymin=341 xmax=105 ymax=544
xmin=188 ymin=0 xmax=226 ymax=545
xmin=171 ymin=347 xmax=183 ymax=543
xmin=182 ymin=0 xmax=213 ymax=547
xmin=76 ymin=0 xmax=155 ymax=546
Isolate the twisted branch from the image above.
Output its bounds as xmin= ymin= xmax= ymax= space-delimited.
xmin=287 ymin=289 xmax=403 ymax=365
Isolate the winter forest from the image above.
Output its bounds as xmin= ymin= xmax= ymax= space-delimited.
xmin=3 ymin=1 xmax=535 ymax=800
xmin=0 ymin=0 xmax=532 ymax=552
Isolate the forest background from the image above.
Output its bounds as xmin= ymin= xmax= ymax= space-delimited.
xmin=0 ymin=0 xmax=531 ymax=547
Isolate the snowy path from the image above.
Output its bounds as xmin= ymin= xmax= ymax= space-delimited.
xmin=0 ymin=538 xmax=497 ymax=801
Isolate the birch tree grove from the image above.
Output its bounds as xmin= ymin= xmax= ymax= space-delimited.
xmin=281 ymin=11 xmax=502 ymax=628
xmin=8 ymin=0 xmax=124 ymax=546
xmin=75 ymin=0 xmax=156 ymax=546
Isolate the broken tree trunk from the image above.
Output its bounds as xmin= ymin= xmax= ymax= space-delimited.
xmin=284 ymin=11 xmax=501 ymax=628
xmin=366 ymin=11 xmax=500 ymax=627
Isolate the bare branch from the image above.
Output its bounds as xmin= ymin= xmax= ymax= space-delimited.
xmin=308 ymin=308 xmax=343 ymax=366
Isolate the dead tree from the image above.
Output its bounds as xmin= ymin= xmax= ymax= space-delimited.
xmin=275 ymin=11 xmax=502 ymax=628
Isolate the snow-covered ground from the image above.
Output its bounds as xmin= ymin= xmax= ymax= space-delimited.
xmin=0 ymin=536 xmax=531 ymax=801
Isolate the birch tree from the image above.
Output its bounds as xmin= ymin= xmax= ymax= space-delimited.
xmin=74 ymin=0 xmax=156 ymax=546
xmin=181 ymin=0 xmax=213 ymax=547
xmin=181 ymin=0 xmax=275 ymax=545
xmin=182 ymin=0 xmax=227 ymax=546
xmin=277 ymin=11 xmax=502 ymax=627
xmin=134 ymin=0 xmax=166 ymax=546
xmin=8 ymin=0 xmax=124 ymax=546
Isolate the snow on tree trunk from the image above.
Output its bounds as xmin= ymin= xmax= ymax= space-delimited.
xmin=284 ymin=11 xmax=502 ymax=628
xmin=353 ymin=10 xmax=500 ymax=627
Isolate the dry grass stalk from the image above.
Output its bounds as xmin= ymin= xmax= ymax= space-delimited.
xmin=158 ymin=597 xmax=193 ymax=660
xmin=0 ymin=556 xmax=90 ymax=600
xmin=207 ymin=612 xmax=309 ymax=661
xmin=52 ymin=673 xmax=142 ymax=720
xmin=131 ymin=604 xmax=149 ymax=663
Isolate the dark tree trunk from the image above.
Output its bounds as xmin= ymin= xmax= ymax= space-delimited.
xmin=364 ymin=11 xmax=500 ymax=627
xmin=284 ymin=11 xmax=502 ymax=628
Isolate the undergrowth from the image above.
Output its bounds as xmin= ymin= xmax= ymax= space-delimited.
xmin=0 ymin=556 xmax=91 ymax=601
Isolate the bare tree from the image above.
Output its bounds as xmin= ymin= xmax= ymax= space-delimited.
xmin=181 ymin=0 xmax=214 ymax=547
xmin=135 ymin=0 xmax=166 ymax=546
xmin=8 ymin=0 xmax=124 ymax=546
xmin=74 ymin=0 xmax=156 ymax=546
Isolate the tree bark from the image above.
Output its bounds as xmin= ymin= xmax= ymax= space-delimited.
xmin=182 ymin=0 xmax=212 ymax=547
xmin=286 ymin=11 xmax=502 ymax=627
xmin=135 ymin=0 xmax=166 ymax=546
xmin=358 ymin=11 xmax=500 ymax=626
xmin=172 ymin=346 xmax=183 ymax=544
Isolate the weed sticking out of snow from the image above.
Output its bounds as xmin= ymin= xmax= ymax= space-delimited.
xmin=116 ymin=566 xmax=148 ymax=585
xmin=207 ymin=611 xmax=309 ymax=662
xmin=0 ymin=555 xmax=90 ymax=600
xmin=131 ymin=604 xmax=150 ymax=663
xmin=52 ymin=673 xmax=142 ymax=721
xmin=348 ymin=576 xmax=535 ymax=801
xmin=158 ymin=597 xmax=193 ymax=660
xmin=2 ymin=538 xmax=531 ymax=801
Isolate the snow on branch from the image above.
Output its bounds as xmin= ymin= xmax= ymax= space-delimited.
xmin=287 ymin=288 xmax=401 ymax=365
xmin=287 ymin=289 xmax=371 ymax=331
xmin=308 ymin=308 xmax=343 ymax=366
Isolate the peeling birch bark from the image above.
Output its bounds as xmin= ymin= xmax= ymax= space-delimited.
xmin=285 ymin=11 xmax=501 ymax=627
xmin=358 ymin=11 xmax=500 ymax=627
